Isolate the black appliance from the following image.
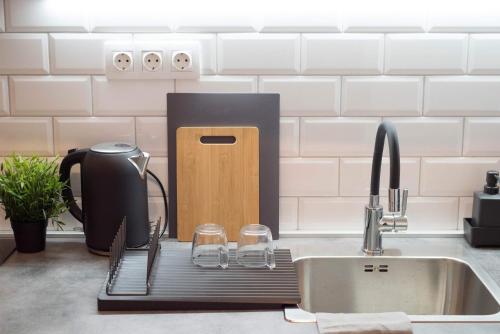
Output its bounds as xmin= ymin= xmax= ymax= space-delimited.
xmin=60 ymin=142 xmax=154 ymax=254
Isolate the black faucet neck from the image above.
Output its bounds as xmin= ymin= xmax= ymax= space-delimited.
xmin=370 ymin=122 xmax=400 ymax=196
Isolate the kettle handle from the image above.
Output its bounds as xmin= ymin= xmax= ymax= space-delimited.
xmin=59 ymin=148 xmax=89 ymax=223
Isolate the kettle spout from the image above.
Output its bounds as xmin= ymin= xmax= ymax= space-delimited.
xmin=128 ymin=152 xmax=150 ymax=179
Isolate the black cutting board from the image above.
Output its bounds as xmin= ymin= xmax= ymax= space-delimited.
xmin=166 ymin=93 xmax=280 ymax=240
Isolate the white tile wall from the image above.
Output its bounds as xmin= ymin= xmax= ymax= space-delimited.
xmin=53 ymin=117 xmax=135 ymax=155
xmin=0 ymin=77 xmax=8 ymax=115
xmin=135 ymin=34 xmax=217 ymax=74
xmin=2 ymin=2 xmax=500 ymax=234
xmin=49 ymin=33 xmax=131 ymax=74
xmin=424 ymin=76 xmax=500 ymax=116
xmin=218 ymin=34 xmax=300 ymax=74
xmin=421 ymin=158 xmax=500 ymax=196
xmin=405 ymin=197 xmax=459 ymax=231
xmin=147 ymin=158 xmax=168 ymax=197
xmin=280 ymin=158 xmax=339 ymax=196
xmin=9 ymin=76 xmax=92 ymax=116
xmin=300 ymin=118 xmax=380 ymax=156
xmin=0 ymin=117 xmax=53 ymax=155
xmin=259 ymin=76 xmax=340 ymax=116
xmin=0 ymin=33 xmax=49 ymax=74
xmin=468 ymin=34 xmax=500 ymax=74
xmin=280 ymin=118 xmax=300 ymax=157
xmin=387 ymin=117 xmax=463 ymax=156
xmin=298 ymin=197 xmax=365 ymax=231
xmin=459 ymin=197 xmax=474 ymax=227
xmin=5 ymin=0 xmax=89 ymax=32
xmin=176 ymin=76 xmax=257 ymax=93
xmin=428 ymin=1 xmax=500 ymax=33
xmin=136 ymin=117 xmax=168 ymax=157
xmin=385 ymin=34 xmax=468 ymax=74
xmin=258 ymin=2 xmax=340 ymax=33
xmin=342 ymin=0 xmax=426 ymax=33
xmin=463 ymin=118 xmax=500 ymax=156
xmin=89 ymin=6 xmax=169 ymax=32
xmin=92 ymin=76 xmax=173 ymax=116
xmin=339 ymin=158 xmax=420 ymax=196
xmin=0 ymin=2 xmax=4 ymax=32
xmin=301 ymin=34 xmax=384 ymax=75
xmin=279 ymin=197 xmax=298 ymax=230
xmin=341 ymin=76 xmax=423 ymax=116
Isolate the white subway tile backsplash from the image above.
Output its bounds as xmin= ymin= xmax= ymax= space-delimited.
xmin=385 ymin=34 xmax=468 ymax=74
xmin=280 ymin=158 xmax=339 ymax=196
xmin=173 ymin=5 xmax=255 ymax=33
xmin=0 ymin=2 xmax=4 ymax=32
xmin=5 ymin=0 xmax=88 ymax=32
xmin=0 ymin=77 xmax=8 ymax=116
xmin=339 ymin=158 xmax=420 ymax=196
xmin=135 ymin=34 xmax=217 ymax=74
xmin=90 ymin=6 xmax=170 ymax=32
xmin=301 ymin=34 xmax=384 ymax=75
xmin=0 ymin=117 xmax=53 ymax=155
xmin=387 ymin=117 xmax=463 ymax=156
xmin=136 ymin=117 xmax=168 ymax=157
xmin=405 ymin=197 xmax=459 ymax=231
xmin=9 ymin=76 xmax=92 ymax=116
xmin=218 ymin=34 xmax=300 ymax=74
xmin=175 ymin=76 xmax=257 ymax=93
xmin=300 ymin=117 xmax=380 ymax=156
xmin=421 ymin=158 xmax=500 ymax=196
xmin=54 ymin=117 xmax=135 ymax=155
xmin=0 ymin=33 xmax=49 ymax=74
xmin=259 ymin=76 xmax=340 ymax=116
xmin=468 ymin=34 xmax=500 ymax=74
xmin=298 ymin=197 xmax=365 ymax=231
xmin=458 ymin=197 xmax=473 ymax=229
xmin=280 ymin=118 xmax=300 ymax=157
xmin=93 ymin=76 xmax=173 ymax=116
xmin=50 ymin=33 xmax=132 ymax=74
xmin=279 ymin=197 xmax=298 ymax=230
xmin=148 ymin=197 xmax=168 ymax=224
xmin=341 ymin=76 xmax=423 ymax=116
xmin=147 ymin=158 xmax=168 ymax=197
xmin=424 ymin=76 xmax=500 ymax=116
xmin=258 ymin=2 xmax=340 ymax=32
xmin=463 ymin=118 xmax=500 ymax=156
xmin=342 ymin=0 xmax=426 ymax=33
xmin=428 ymin=1 xmax=500 ymax=33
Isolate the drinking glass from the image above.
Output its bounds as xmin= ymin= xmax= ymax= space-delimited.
xmin=236 ymin=224 xmax=275 ymax=269
xmin=191 ymin=224 xmax=229 ymax=269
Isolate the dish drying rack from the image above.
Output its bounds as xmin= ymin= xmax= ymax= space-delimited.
xmin=105 ymin=217 xmax=161 ymax=296
xmin=99 ymin=219 xmax=300 ymax=311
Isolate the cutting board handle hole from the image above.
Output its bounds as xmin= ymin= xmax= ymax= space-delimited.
xmin=200 ymin=136 xmax=237 ymax=144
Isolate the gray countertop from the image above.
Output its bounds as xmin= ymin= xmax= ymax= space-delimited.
xmin=1 ymin=237 xmax=500 ymax=334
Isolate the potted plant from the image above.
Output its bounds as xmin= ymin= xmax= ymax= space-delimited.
xmin=0 ymin=155 xmax=67 ymax=253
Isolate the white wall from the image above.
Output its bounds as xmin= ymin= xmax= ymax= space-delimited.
xmin=1 ymin=0 xmax=500 ymax=233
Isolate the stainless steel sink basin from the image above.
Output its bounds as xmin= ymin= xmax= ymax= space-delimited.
xmin=285 ymin=256 xmax=500 ymax=323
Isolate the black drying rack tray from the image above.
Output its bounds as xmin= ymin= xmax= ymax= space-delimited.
xmin=98 ymin=220 xmax=301 ymax=311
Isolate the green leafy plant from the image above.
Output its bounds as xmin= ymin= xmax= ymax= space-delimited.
xmin=0 ymin=155 xmax=67 ymax=230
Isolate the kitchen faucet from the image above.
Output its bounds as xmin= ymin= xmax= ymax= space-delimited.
xmin=363 ymin=121 xmax=408 ymax=255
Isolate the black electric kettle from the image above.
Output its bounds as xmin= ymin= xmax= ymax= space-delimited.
xmin=59 ymin=142 xmax=151 ymax=254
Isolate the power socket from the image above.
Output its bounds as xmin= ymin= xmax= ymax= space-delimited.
xmin=142 ymin=51 xmax=163 ymax=72
xmin=112 ymin=52 xmax=133 ymax=72
xmin=171 ymin=51 xmax=192 ymax=71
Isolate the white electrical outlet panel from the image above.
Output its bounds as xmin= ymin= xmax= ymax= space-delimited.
xmin=105 ymin=40 xmax=201 ymax=80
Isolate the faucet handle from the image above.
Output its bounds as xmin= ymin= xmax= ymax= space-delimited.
xmin=401 ymin=188 xmax=408 ymax=216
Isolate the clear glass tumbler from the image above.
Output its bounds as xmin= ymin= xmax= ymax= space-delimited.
xmin=191 ymin=224 xmax=229 ymax=269
xmin=236 ymin=224 xmax=276 ymax=269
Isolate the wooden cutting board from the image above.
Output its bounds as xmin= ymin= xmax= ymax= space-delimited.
xmin=176 ymin=127 xmax=259 ymax=241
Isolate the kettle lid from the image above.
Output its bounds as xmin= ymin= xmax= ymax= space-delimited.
xmin=90 ymin=142 xmax=137 ymax=154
